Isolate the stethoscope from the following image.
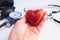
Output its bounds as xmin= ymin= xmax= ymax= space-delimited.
xmin=47 ymin=4 xmax=60 ymax=23
xmin=0 ymin=4 xmax=60 ymax=28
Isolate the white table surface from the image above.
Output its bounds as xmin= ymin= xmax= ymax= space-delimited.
xmin=0 ymin=0 xmax=60 ymax=40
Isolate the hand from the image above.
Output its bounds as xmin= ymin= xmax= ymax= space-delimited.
xmin=8 ymin=13 xmax=47 ymax=40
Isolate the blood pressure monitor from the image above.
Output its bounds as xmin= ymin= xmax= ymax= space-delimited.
xmin=0 ymin=12 xmax=22 ymax=28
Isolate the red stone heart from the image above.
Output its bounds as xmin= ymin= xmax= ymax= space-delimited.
xmin=26 ymin=9 xmax=44 ymax=26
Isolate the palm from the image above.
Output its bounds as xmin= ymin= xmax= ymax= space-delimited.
xmin=13 ymin=21 xmax=41 ymax=40
xmin=20 ymin=25 xmax=40 ymax=40
xmin=8 ymin=13 xmax=47 ymax=40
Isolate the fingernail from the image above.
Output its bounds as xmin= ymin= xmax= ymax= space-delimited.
xmin=44 ymin=12 xmax=48 ymax=15
xmin=44 ymin=14 xmax=47 ymax=19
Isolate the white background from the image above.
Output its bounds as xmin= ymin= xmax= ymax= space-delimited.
xmin=0 ymin=0 xmax=60 ymax=40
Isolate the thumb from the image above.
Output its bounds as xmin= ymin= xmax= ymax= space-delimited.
xmin=17 ymin=16 xmax=26 ymax=23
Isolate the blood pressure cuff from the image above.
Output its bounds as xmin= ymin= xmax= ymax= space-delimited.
xmin=0 ymin=0 xmax=15 ymax=20
xmin=0 ymin=0 xmax=14 ymax=7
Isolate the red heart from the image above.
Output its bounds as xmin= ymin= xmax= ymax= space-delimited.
xmin=26 ymin=9 xmax=44 ymax=26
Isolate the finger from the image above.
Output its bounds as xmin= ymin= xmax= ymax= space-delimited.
xmin=37 ymin=12 xmax=47 ymax=31
xmin=39 ymin=12 xmax=47 ymax=26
